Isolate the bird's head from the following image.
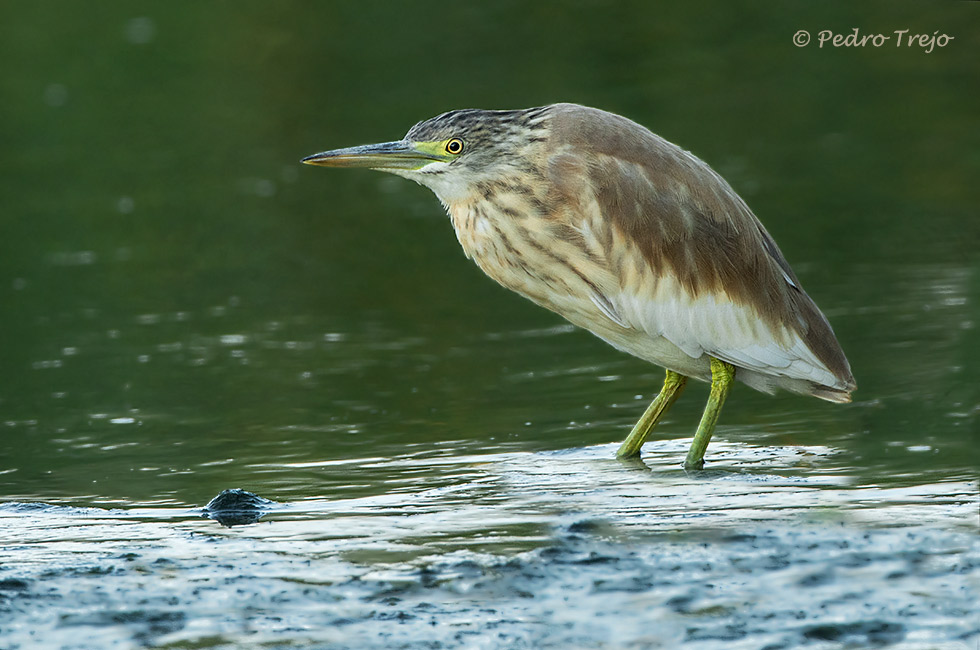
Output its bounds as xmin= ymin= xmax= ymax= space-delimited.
xmin=302 ymin=106 xmax=553 ymax=204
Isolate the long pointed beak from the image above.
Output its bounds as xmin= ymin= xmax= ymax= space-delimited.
xmin=301 ymin=140 xmax=445 ymax=170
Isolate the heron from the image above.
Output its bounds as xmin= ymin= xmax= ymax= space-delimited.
xmin=302 ymin=103 xmax=855 ymax=469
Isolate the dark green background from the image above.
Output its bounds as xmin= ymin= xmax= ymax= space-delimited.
xmin=1 ymin=1 xmax=977 ymax=504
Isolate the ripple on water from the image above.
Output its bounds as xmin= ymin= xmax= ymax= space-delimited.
xmin=0 ymin=443 xmax=977 ymax=649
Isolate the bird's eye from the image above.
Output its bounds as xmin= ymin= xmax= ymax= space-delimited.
xmin=445 ymin=138 xmax=464 ymax=155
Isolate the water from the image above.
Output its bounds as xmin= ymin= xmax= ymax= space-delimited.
xmin=2 ymin=444 xmax=977 ymax=648
xmin=1 ymin=2 xmax=978 ymax=648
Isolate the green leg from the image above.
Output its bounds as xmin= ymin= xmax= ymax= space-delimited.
xmin=684 ymin=357 xmax=736 ymax=469
xmin=617 ymin=370 xmax=688 ymax=459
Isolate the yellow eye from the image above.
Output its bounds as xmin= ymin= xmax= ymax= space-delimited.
xmin=445 ymin=138 xmax=464 ymax=155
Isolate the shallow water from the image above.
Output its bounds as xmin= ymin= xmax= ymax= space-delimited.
xmin=3 ymin=443 xmax=977 ymax=649
xmin=2 ymin=2 xmax=978 ymax=649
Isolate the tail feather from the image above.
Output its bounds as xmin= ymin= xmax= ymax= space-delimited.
xmin=810 ymin=385 xmax=853 ymax=404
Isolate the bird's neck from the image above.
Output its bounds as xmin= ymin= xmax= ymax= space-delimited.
xmin=445 ymin=198 xmax=496 ymax=263
xmin=442 ymin=186 xmax=581 ymax=314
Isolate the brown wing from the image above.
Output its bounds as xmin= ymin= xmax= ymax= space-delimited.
xmin=549 ymin=104 xmax=855 ymax=396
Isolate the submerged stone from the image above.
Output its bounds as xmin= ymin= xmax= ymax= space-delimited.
xmin=202 ymin=488 xmax=275 ymax=527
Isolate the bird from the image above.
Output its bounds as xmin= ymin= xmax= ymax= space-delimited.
xmin=302 ymin=103 xmax=855 ymax=469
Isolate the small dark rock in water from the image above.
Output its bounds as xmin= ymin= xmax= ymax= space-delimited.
xmin=802 ymin=621 xmax=906 ymax=645
xmin=202 ymin=489 xmax=275 ymax=527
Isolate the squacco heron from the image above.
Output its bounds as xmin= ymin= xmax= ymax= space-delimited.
xmin=303 ymin=104 xmax=855 ymax=469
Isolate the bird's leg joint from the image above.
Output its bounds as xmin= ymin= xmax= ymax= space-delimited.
xmin=709 ymin=357 xmax=735 ymax=388
xmin=664 ymin=369 xmax=687 ymax=391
